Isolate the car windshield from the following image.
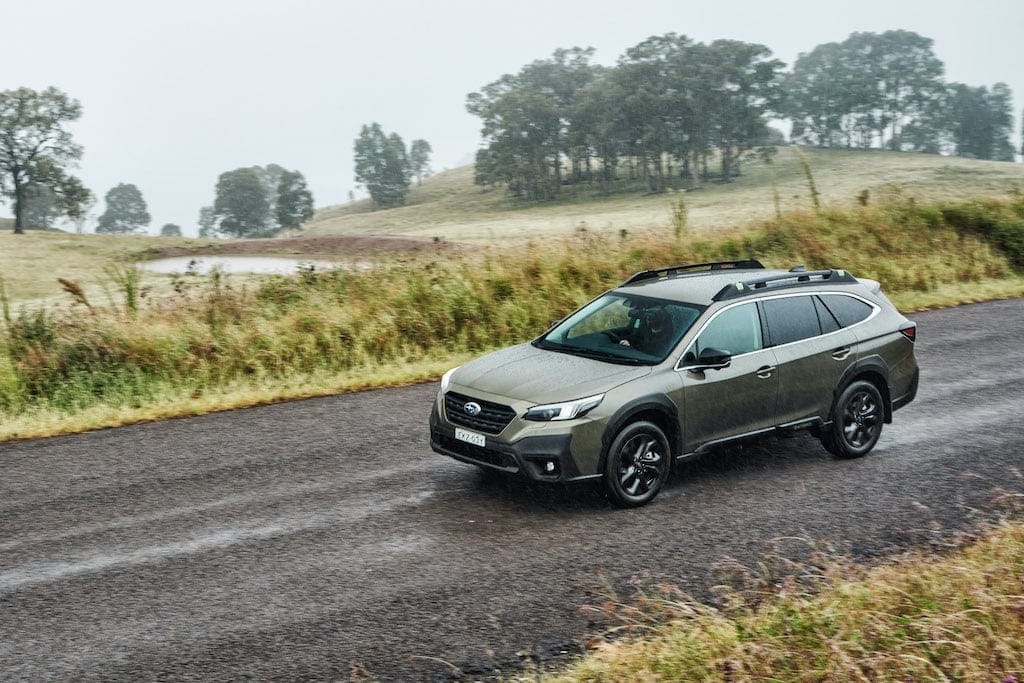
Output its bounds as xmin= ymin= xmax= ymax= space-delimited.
xmin=535 ymin=293 xmax=705 ymax=365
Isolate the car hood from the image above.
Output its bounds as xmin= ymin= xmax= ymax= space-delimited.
xmin=451 ymin=342 xmax=651 ymax=404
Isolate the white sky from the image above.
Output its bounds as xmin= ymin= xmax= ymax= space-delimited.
xmin=2 ymin=0 xmax=1021 ymax=235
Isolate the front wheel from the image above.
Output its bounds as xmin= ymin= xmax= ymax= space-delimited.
xmin=603 ymin=421 xmax=671 ymax=507
xmin=821 ymin=380 xmax=884 ymax=458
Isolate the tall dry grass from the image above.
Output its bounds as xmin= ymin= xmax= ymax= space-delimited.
xmin=0 ymin=194 xmax=1022 ymax=428
xmin=535 ymin=518 xmax=1024 ymax=682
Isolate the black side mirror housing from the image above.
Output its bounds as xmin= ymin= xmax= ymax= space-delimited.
xmin=688 ymin=346 xmax=732 ymax=372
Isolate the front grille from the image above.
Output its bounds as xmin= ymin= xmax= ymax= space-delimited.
xmin=436 ymin=434 xmax=518 ymax=471
xmin=444 ymin=392 xmax=516 ymax=434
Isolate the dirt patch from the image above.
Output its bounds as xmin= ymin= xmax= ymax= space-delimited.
xmin=148 ymin=234 xmax=471 ymax=260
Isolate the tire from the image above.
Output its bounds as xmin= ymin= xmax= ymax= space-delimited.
xmin=603 ymin=421 xmax=671 ymax=507
xmin=821 ymin=380 xmax=884 ymax=459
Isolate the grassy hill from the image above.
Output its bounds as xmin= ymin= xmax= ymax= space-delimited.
xmin=1 ymin=148 xmax=1022 ymax=306
xmin=304 ymin=147 xmax=1024 ymax=243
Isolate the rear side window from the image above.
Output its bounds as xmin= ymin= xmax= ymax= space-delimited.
xmin=762 ymin=296 xmax=821 ymax=346
xmin=820 ymin=294 xmax=874 ymax=327
xmin=813 ymin=296 xmax=841 ymax=333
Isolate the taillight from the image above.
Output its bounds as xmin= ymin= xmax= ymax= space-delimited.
xmin=899 ymin=322 xmax=916 ymax=342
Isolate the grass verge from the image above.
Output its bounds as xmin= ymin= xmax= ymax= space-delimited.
xmin=1 ymin=193 xmax=1023 ymax=443
xmin=528 ymin=518 xmax=1024 ymax=682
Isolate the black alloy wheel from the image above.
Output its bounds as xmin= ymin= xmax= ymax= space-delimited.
xmin=604 ymin=421 xmax=671 ymax=507
xmin=822 ymin=380 xmax=884 ymax=458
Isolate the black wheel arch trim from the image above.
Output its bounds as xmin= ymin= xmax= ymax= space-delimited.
xmin=835 ymin=355 xmax=893 ymax=423
xmin=600 ymin=394 xmax=681 ymax=471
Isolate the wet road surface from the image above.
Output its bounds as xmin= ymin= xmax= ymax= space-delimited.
xmin=1 ymin=298 xmax=1022 ymax=680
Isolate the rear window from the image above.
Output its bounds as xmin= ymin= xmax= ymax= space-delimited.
xmin=820 ymin=294 xmax=874 ymax=327
xmin=762 ymin=296 xmax=821 ymax=346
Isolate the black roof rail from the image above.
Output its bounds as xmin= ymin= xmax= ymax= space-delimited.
xmin=623 ymin=259 xmax=765 ymax=286
xmin=713 ymin=268 xmax=858 ymax=301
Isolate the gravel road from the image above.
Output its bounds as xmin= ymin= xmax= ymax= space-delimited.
xmin=1 ymin=298 xmax=1022 ymax=681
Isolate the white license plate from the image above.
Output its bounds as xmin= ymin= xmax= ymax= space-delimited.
xmin=455 ymin=428 xmax=486 ymax=448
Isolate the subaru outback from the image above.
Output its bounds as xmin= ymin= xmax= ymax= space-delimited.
xmin=429 ymin=260 xmax=919 ymax=506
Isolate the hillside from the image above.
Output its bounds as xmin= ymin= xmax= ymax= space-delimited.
xmin=304 ymin=147 xmax=1024 ymax=243
xmin=2 ymin=148 xmax=1022 ymax=307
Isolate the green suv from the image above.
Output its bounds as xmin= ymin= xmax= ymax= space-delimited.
xmin=429 ymin=260 xmax=919 ymax=506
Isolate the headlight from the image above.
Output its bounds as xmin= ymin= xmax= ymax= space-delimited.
xmin=524 ymin=394 xmax=604 ymax=421
xmin=440 ymin=366 xmax=460 ymax=394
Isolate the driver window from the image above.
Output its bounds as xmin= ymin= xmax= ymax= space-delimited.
xmin=693 ymin=303 xmax=763 ymax=358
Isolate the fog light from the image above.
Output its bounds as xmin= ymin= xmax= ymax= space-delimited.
xmin=544 ymin=460 xmax=556 ymax=473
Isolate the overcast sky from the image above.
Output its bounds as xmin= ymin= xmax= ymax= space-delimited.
xmin=2 ymin=0 xmax=1021 ymax=235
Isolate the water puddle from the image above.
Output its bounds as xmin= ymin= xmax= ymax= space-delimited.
xmin=139 ymin=256 xmax=351 ymax=275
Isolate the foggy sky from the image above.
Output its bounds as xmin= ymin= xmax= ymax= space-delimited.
xmin=2 ymin=0 xmax=1021 ymax=236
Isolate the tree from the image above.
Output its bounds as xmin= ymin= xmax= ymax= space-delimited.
xmin=96 ymin=183 xmax=151 ymax=233
xmin=354 ymin=123 xmax=411 ymax=208
xmin=20 ymin=183 xmax=59 ymax=229
xmin=786 ymin=31 xmax=944 ymax=150
xmin=467 ymin=48 xmax=598 ymax=199
xmin=256 ymin=163 xmax=286 ymax=232
xmin=700 ymin=39 xmax=784 ymax=180
xmin=160 ymin=223 xmax=182 ymax=237
xmin=946 ymin=82 xmax=1016 ymax=161
xmin=213 ymin=167 xmax=271 ymax=238
xmin=198 ymin=205 xmax=217 ymax=238
xmin=275 ymin=169 xmax=314 ymax=230
xmin=866 ymin=30 xmax=946 ymax=150
xmin=0 ymin=87 xmax=92 ymax=233
xmin=409 ymin=139 xmax=432 ymax=185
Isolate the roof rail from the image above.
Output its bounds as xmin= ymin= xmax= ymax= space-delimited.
xmin=623 ymin=259 xmax=765 ymax=286
xmin=713 ymin=268 xmax=858 ymax=301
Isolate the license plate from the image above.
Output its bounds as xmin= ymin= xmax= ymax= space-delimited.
xmin=455 ymin=428 xmax=486 ymax=448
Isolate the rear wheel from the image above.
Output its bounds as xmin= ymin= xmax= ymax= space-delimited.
xmin=821 ymin=380 xmax=884 ymax=458
xmin=603 ymin=421 xmax=671 ymax=507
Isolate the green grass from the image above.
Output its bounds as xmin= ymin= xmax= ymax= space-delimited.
xmin=526 ymin=518 xmax=1024 ymax=682
xmin=304 ymin=148 xmax=1024 ymax=243
xmin=1 ymin=192 xmax=1023 ymax=442
xmin=0 ymin=230 xmax=222 ymax=304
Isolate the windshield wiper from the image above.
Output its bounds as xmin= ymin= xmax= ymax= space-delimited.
xmin=536 ymin=340 xmax=645 ymax=365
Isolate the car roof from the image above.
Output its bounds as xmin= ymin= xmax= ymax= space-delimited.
xmin=614 ymin=267 xmax=865 ymax=305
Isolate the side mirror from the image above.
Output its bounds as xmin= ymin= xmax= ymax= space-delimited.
xmin=687 ymin=346 xmax=731 ymax=372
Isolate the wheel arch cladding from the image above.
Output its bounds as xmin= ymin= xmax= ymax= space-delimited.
xmin=837 ymin=356 xmax=892 ymax=423
xmin=601 ymin=395 xmax=681 ymax=469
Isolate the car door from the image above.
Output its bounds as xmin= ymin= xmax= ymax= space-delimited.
xmin=674 ymin=301 xmax=779 ymax=453
xmin=760 ymin=294 xmax=858 ymax=426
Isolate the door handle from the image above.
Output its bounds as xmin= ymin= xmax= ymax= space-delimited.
xmin=756 ymin=365 xmax=775 ymax=379
xmin=831 ymin=346 xmax=852 ymax=361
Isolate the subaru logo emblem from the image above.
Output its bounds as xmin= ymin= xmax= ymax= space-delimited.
xmin=464 ymin=402 xmax=482 ymax=416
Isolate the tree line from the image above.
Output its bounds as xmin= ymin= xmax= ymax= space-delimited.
xmin=0 ymin=84 xmax=436 ymax=234
xmin=0 ymin=85 xmax=323 ymax=237
xmin=0 ymin=29 xmax=1019 ymax=233
xmin=467 ymin=30 xmax=1019 ymax=200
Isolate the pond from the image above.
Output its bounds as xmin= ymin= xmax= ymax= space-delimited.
xmin=139 ymin=256 xmax=348 ymax=275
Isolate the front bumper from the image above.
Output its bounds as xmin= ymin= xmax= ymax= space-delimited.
xmin=429 ymin=404 xmax=597 ymax=482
